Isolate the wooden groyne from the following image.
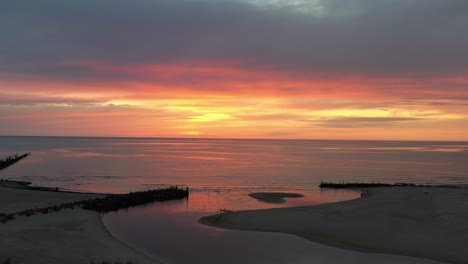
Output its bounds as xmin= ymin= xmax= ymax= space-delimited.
xmin=81 ymin=186 xmax=189 ymax=213
xmin=0 ymin=153 xmax=30 ymax=170
xmin=319 ymin=182 xmax=460 ymax=189
xmin=0 ymin=186 xmax=189 ymax=223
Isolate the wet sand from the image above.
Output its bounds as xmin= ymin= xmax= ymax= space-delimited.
xmin=201 ymin=187 xmax=468 ymax=264
xmin=0 ymin=185 xmax=160 ymax=264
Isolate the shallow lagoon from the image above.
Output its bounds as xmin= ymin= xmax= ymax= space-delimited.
xmin=103 ymin=190 xmax=444 ymax=264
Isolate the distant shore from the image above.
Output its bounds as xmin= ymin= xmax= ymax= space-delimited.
xmin=0 ymin=181 xmax=164 ymax=264
xmin=201 ymin=186 xmax=468 ymax=264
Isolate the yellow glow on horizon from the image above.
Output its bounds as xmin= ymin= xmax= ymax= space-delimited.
xmin=184 ymin=131 xmax=201 ymax=136
xmin=189 ymin=113 xmax=232 ymax=122
xmin=309 ymin=108 xmax=464 ymax=120
xmin=3 ymin=71 xmax=467 ymax=141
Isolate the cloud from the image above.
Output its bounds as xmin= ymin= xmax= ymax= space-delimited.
xmin=0 ymin=94 xmax=107 ymax=106
xmin=1 ymin=0 xmax=468 ymax=139
xmin=1 ymin=0 xmax=467 ymax=84
xmin=310 ymin=116 xmax=424 ymax=128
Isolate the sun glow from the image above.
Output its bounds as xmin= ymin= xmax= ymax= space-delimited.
xmin=1 ymin=61 xmax=467 ymax=140
xmin=183 ymin=131 xmax=201 ymax=136
xmin=189 ymin=113 xmax=232 ymax=123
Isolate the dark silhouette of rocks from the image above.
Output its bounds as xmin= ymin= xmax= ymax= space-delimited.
xmin=81 ymin=186 xmax=189 ymax=213
xmin=0 ymin=153 xmax=30 ymax=171
xmin=0 ymin=187 xmax=189 ymax=224
xmin=319 ymin=181 xmax=460 ymax=189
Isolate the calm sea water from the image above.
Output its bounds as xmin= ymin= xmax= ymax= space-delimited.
xmin=2 ymin=136 xmax=468 ymax=211
xmin=1 ymin=136 xmax=461 ymax=263
xmin=1 ymin=136 xmax=467 ymax=192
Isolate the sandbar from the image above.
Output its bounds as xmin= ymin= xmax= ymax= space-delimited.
xmin=249 ymin=192 xmax=304 ymax=203
xmin=201 ymin=187 xmax=468 ymax=264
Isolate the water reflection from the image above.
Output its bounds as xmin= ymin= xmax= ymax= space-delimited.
xmin=2 ymin=137 xmax=468 ymax=193
xmin=130 ymin=188 xmax=361 ymax=213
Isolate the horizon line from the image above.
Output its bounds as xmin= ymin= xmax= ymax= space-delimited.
xmin=0 ymin=135 xmax=466 ymax=143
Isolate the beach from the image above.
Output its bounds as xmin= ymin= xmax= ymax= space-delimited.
xmin=0 ymin=185 xmax=159 ymax=264
xmin=1 ymin=181 xmax=466 ymax=263
xmin=201 ymin=187 xmax=468 ymax=264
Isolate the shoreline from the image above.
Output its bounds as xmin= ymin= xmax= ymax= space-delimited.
xmin=200 ymin=186 xmax=468 ymax=264
xmin=98 ymin=213 xmax=165 ymax=264
xmin=0 ymin=179 xmax=113 ymax=195
xmin=3 ymin=180 xmax=465 ymax=263
xmin=0 ymin=183 xmax=162 ymax=264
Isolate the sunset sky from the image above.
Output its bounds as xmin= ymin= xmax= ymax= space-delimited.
xmin=1 ymin=0 xmax=467 ymax=140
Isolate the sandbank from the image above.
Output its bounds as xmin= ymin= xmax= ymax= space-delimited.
xmin=201 ymin=187 xmax=468 ymax=264
xmin=0 ymin=185 xmax=160 ymax=264
xmin=249 ymin=192 xmax=304 ymax=203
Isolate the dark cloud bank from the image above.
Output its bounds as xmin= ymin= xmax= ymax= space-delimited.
xmin=1 ymin=0 xmax=468 ymax=81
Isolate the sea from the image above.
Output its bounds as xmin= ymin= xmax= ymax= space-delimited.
xmin=1 ymin=136 xmax=465 ymax=264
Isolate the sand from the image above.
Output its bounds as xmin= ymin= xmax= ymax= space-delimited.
xmin=201 ymin=187 xmax=468 ymax=264
xmin=249 ymin=192 xmax=304 ymax=203
xmin=0 ymin=183 xmax=102 ymax=214
xmin=0 ymin=186 xmax=160 ymax=264
xmin=3 ymin=183 xmax=466 ymax=264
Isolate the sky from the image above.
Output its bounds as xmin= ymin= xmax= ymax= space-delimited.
xmin=1 ymin=0 xmax=467 ymax=140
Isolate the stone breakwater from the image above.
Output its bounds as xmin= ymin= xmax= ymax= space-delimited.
xmin=0 ymin=187 xmax=189 ymax=223
xmin=0 ymin=153 xmax=30 ymax=170
xmin=319 ymin=181 xmax=460 ymax=189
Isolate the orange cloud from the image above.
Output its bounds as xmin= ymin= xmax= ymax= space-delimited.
xmin=1 ymin=60 xmax=467 ymax=140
